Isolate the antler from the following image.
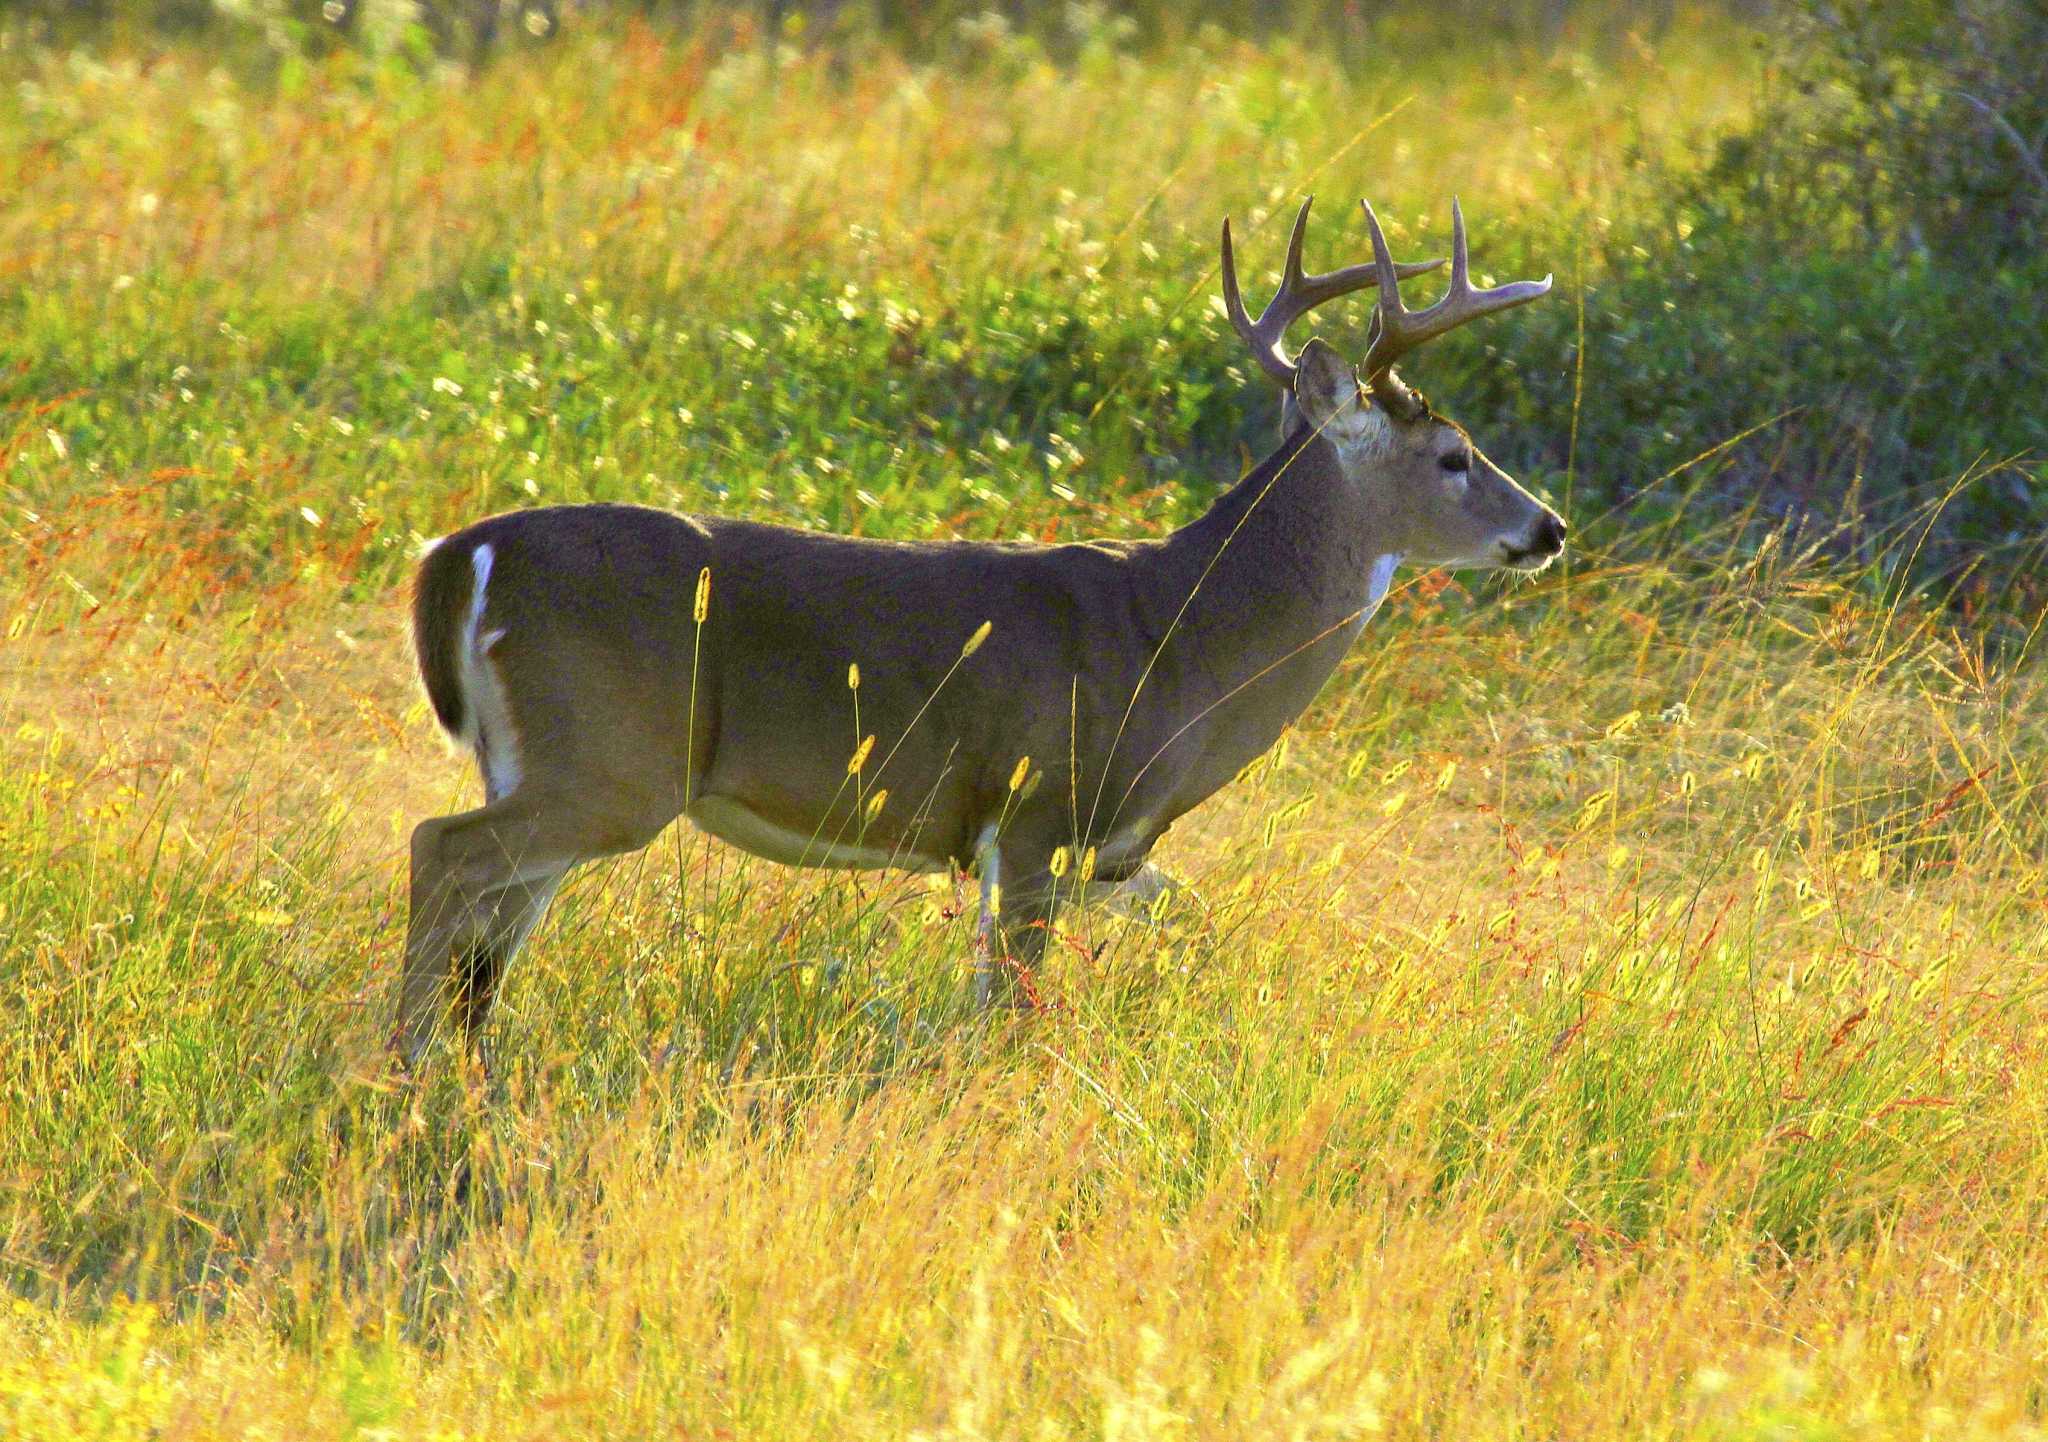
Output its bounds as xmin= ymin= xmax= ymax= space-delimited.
xmin=1359 ymin=197 xmax=1552 ymax=391
xmin=1220 ymin=196 xmax=1444 ymax=388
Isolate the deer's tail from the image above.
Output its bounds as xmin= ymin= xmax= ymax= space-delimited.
xmin=413 ymin=533 xmax=489 ymax=744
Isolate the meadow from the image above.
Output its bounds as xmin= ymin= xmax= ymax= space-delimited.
xmin=2 ymin=8 xmax=2046 ymax=1437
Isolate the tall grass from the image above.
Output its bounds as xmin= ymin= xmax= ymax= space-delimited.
xmin=3 ymin=15 xmax=2045 ymax=1439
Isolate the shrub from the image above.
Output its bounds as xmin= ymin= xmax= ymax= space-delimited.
xmin=1453 ymin=0 xmax=2046 ymax=611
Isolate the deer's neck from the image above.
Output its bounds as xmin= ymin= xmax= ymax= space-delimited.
xmin=1116 ymin=428 xmax=1396 ymax=811
xmin=1154 ymin=427 xmax=1393 ymax=661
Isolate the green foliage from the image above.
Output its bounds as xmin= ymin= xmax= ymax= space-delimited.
xmin=1 ymin=0 xmax=1758 ymax=66
xmin=1767 ymin=0 xmax=2045 ymax=267
xmin=14 ymin=3 xmax=2037 ymax=610
xmin=1449 ymin=0 xmax=2048 ymax=604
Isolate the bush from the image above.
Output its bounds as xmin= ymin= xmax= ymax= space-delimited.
xmin=1457 ymin=0 xmax=2046 ymax=610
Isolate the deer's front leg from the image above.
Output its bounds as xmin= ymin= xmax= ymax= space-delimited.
xmin=972 ymin=827 xmax=1059 ymax=1009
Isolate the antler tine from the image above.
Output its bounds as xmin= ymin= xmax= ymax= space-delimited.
xmin=1361 ymin=196 xmax=1553 ymax=386
xmin=1219 ymin=214 xmax=1293 ymax=386
xmin=1220 ymin=195 xmax=1445 ymax=389
xmin=1448 ymin=197 xmax=1469 ymax=294
xmin=1279 ymin=196 xmax=1312 ymax=292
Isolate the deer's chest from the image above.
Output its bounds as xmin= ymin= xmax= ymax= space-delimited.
xmin=1149 ymin=553 xmax=1401 ymax=827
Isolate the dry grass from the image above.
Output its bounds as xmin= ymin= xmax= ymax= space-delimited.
xmin=3 ymin=14 xmax=2047 ymax=1440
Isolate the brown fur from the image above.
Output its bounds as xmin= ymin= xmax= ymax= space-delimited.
xmin=392 ymin=201 xmax=1566 ymax=1055
xmin=393 ymin=352 xmax=1563 ymax=1062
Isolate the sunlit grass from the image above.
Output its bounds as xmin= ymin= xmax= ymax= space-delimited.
xmin=4 ymin=13 xmax=2046 ymax=1441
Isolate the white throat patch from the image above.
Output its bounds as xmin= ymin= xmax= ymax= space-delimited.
xmin=1342 ymin=552 xmax=1403 ymax=644
xmin=1364 ymin=552 xmax=1401 ymax=616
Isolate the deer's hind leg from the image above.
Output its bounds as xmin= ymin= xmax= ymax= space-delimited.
xmin=448 ymin=870 xmax=565 ymax=1052
xmin=396 ymin=784 xmax=668 ymax=1067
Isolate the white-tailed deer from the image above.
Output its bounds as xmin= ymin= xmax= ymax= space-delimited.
xmin=396 ymin=196 xmax=1563 ymax=1061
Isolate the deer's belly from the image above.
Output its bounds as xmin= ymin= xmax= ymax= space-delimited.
xmin=686 ymin=793 xmax=947 ymax=874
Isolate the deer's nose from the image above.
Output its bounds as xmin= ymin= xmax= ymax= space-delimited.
xmin=1535 ymin=512 xmax=1566 ymax=555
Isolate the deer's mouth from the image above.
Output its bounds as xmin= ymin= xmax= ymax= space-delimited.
xmin=1499 ymin=513 xmax=1566 ymax=570
xmin=1499 ymin=542 xmax=1559 ymax=572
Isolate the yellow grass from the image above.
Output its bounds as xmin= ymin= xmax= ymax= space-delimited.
xmin=3 ymin=13 xmax=2046 ymax=1440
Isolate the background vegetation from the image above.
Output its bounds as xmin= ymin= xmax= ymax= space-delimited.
xmin=1 ymin=1 xmax=2044 ymax=1436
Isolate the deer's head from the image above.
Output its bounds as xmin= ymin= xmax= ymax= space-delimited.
xmin=1221 ymin=197 xmax=1566 ymax=573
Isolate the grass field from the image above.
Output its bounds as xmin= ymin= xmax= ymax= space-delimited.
xmin=3 ymin=11 xmax=2047 ymax=1438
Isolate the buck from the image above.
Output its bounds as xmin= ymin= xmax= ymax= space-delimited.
xmin=395 ymin=196 xmax=1564 ymax=1063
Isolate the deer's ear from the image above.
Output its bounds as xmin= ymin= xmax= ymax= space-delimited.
xmin=1291 ymin=338 xmax=1364 ymax=435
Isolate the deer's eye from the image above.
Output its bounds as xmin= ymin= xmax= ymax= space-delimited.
xmin=1440 ymin=452 xmax=1470 ymax=475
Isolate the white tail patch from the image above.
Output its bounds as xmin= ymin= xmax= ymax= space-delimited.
xmin=458 ymin=542 xmax=524 ymax=801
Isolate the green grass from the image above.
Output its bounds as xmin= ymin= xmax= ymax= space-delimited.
xmin=3 ymin=14 xmax=2047 ymax=1440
